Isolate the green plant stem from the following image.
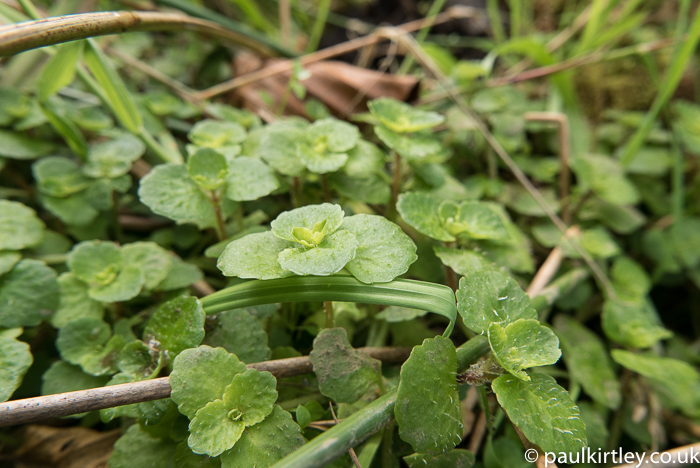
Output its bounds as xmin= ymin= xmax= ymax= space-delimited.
xmin=271 ymin=336 xmax=489 ymax=468
xmin=671 ymin=128 xmax=684 ymax=223
xmin=305 ymin=0 xmax=331 ymax=53
xmin=381 ymin=420 xmax=395 ymax=468
xmin=324 ymin=301 xmax=334 ymax=328
xmin=209 ymin=190 xmax=227 ymax=241
xmin=387 ymin=151 xmax=402 ymax=222
xmin=620 ymin=6 xmax=700 ymax=167
xmin=486 ymin=0 xmax=506 ymax=44
xmin=17 ymin=0 xmax=41 ymax=20
xmin=201 ymin=275 xmax=458 ymax=336
xmin=397 ymin=0 xmax=447 ymax=74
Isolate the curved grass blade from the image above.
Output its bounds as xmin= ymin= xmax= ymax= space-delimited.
xmin=200 ymin=275 xmax=458 ymax=336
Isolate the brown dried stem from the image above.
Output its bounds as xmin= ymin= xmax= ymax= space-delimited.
xmin=0 ymin=347 xmax=411 ymax=427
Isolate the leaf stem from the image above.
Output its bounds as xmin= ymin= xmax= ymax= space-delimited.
xmin=324 ymin=301 xmax=334 ymax=328
xmin=209 ymin=190 xmax=227 ymax=241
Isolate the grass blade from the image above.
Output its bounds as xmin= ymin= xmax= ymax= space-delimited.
xmin=39 ymin=100 xmax=87 ymax=158
xmin=36 ymin=40 xmax=83 ymax=101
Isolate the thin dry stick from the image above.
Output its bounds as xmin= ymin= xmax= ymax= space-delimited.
xmin=0 ymin=347 xmax=411 ymax=427
xmin=614 ymin=442 xmax=700 ymax=467
xmin=107 ymin=46 xmax=202 ymax=106
xmin=190 ymin=279 xmax=216 ymax=296
xmin=195 ymin=5 xmax=478 ymax=100
xmin=526 ymin=227 xmax=581 ymax=298
xmin=467 ymin=411 xmax=487 ymax=455
xmin=524 ymin=112 xmax=571 ymax=224
xmin=0 ymin=10 xmax=279 ymax=57
xmin=511 ymin=422 xmax=558 ymax=468
xmin=394 ymin=30 xmax=618 ymax=301
xmin=330 ymin=402 xmax=362 ymax=468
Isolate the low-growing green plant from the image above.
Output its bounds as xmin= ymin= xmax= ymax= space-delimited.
xmin=2 ymin=1 xmax=700 ymax=467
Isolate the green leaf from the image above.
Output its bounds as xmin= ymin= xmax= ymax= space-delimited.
xmin=297 ymin=143 xmax=348 ymax=174
xmin=602 ymin=299 xmax=672 ymax=349
xmin=0 ymin=259 xmax=59 ymax=328
xmin=483 ymin=437 xmax=534 ymax=468
xmin=220 ymin=406 xmax=305 ymax=468
xmin=217 ymin=231 xmax=294 ymax=280
xmin=83 ymin=133 xmax=145 ymax=178
xmin=202 ymin=308 xmax=271 ymax=364
xmin=439 ymin=201 xmax=508 ymax=240
xmin=404 ymin=450 xmax=475 ymax=468
xmin=554 ymin=315 xmax=621 ymax=409
xmin=122 ymin=242 xmax=173 ymax=290
xmin=36 ymin=40 xmax=84 ymax=101
xmin=488 ymin=319 xmax=561 ymax=381
xmin=189 ymin=119 xmax=246 ymax=147
xmin=144 ymin=296 xmax=205 ymax=357
xmin=51 ymin=272 xmax=104 ymax=328
xmin=611 ymin=256 xmax=651 ymax=300
xmin=278 ymin=230 xmax=358 ymax=276
xmin=0 ymin=200 xmax=45 ymax=250
xmin=671 ymin=217 xmax=700 ymax=269
xmin=83 ymin=40 xmax=143 ymax=133
xmin=498 ymin=184 xmax=559 ymax=217
xmin=433 ymin=247 xmax=496 ymax=276
xmin=223 ymin=369 xmax=277 ymax=426
xmin=456 ymin=271 xmax=537 ymax=334
xmin=110 ymin=424 xmax=176 ymax=468
xmin=67 ymin=240 xmax=123 ymax=286
xmin=327 ymin=173 xmax=390 ymax=204
xmin=0 ymin=129 xmax=53 ymax=159
xmin=225 ymin=156 xmax=279 ymax=201
xmin=307 ymin=117 xmax=360 ymax=152
xmin=174 ymin=442 xmax=220 ymax=468
xmin=395 ymin=336 xmax=462 ymax=455
xmin=56 ymin=317 xmax=120 ymax=376
xmin=188 ymin=399 xmax=245 ymax=456
xmin=187 ymin=147 xmax=229 ymax=190
xmin=571 ymin=154 xmax=639 ymax=205
xmin=117 ymin=340 xmax=163 ymax=380
xmin=138 ymin=164 xmax=218 ymax=229
xmin=376 ymin=306 xmax=428 ymax=322
xmin=155 ymin=257 xmax=203 ymax=291
xmin=0 ymin=251 xmax=20 ymax=277
xmin=341 ymin=214 xmax=417 ymax=283
xmin=88 ymin=265 xmax=144 ymax=302
xmin=295 ymin=405 xmax=311 ymax=429
xmin=560 ymin=227 xmax=621 ymax=259
xmin=368 ymin=98 xmax=445 ymax=133
xmin=41 ymin=360 xmax=108 ymax=395
xmin=0 ymin=329 xmax=32 ymax=402
xmin=344 ymin=139 xmax=385 ymax=177
xmin=32 ymin=157 xmax=89 ymax=197
xmin=250 ymin=124 xmax=306 ymax=176
xmin=271 ymin=203 xmax=345 ymax=242
xmin=492 ymin=373 xmax=587 ymax=453
xmin=612 ymin=349 xmax=700 ymax=413
xmin=397 ymin=192 xmax=455 ymax=242
xmin=310 ymin=328 xmax=380 ymax=404
xmin=170 ymin=345 xmax=247 ymax=419
xmin=374 ymin=126 xmax=442 ymax=160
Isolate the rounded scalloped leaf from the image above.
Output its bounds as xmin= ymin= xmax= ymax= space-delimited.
xmin=83 ymin=133 xmax=145 ymax=178
xmin=397 ymin=192 xmax=455 ymax=242
xmin=56 ymin=317 xmax=111 ymax=366
xmin=170 ymin=346 xmax=247 ymax=419
xmin=492 ymin=373 xmax=587 ymax=454
xmin=203 ymin=308 xmax=271 ymax=364
xmin=344 ymin=139 xmax=385 ymax=177
xmin=601 ymin=299 xmax=672 ymax=349
xmin=188 ymin=119 xmax=247 ymax=148
xmin=445 ymin=201 xmax=509 ymax=240
xmin=0 ymin=259 xmax=59 ymax=328
xmin=456 ymin=270 xmax=537 ymax=334
xmin=138 ymin=164 xmax=218 ymax=229
xmin=278 ymin=230 xmax=358 ymax=276
xmin=88 ymin=265 xmax=144 ymax=303
xmin=217 ymin=231 xmax=294 ymax=280
xmin=433 ymin=247 xmax=496 ymax=276
xmin=144 ymin=296 xmax=205 ymax=357
xmin=188 ymin=399 xmax=245 ymax=456
xmin=109 ymin=424 xmax=177 ymax=468
xmin=271 ymin=203 xmax=345 ymax=242
xmin=297 ymin=143 xmax=348 ymax=174
xmin=187 ymin=148 xmax=229 ymax=190
xmin=341 ymin=214 xmax=417 ymax=284
xmin=251 ymin=123 xmax=306 ymax=176
xmin=223 ymin=369 xmax=278 ymax=426
xmin=67 ymin=240 xmax=123 ymax=286
xmin=0 ymin=329 xmax=33 ymax=402
xmin=0 ymin=200 xmax=45 ymax=251
xmin=0 ymin=251 xmax=21 ymax=277
xmin=487 ymin=319 xmax=561 ymax=381
xmin=51 ymin=272 xmax=104 ymax=328
xmin=309 ymin=328 xmax=380 ymax=404
xmin=0 ymin=129 xmax=54 ymax=160
xmin=368 ymin=98 xmax=445 ymax=133
xmin=374 ymin=126 xmax=442 ymax=160
xmin=225 ymin=156 xmax=279 ymax=201
xmin=122 ymin=242 xmax=173 ymax=291
xmin=32 ymin=156 xmax=89 ymax=197
xmin=220 ymin=406 xmax=305 ymax=468
xmin=307 ymin=117 xmax=360 ymax=152
xmin=395 ymin=336 xmax=462 ymax=455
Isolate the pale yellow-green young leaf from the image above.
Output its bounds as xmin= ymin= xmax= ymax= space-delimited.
xmin=37 ymin=40 xmax=84 ymax=102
